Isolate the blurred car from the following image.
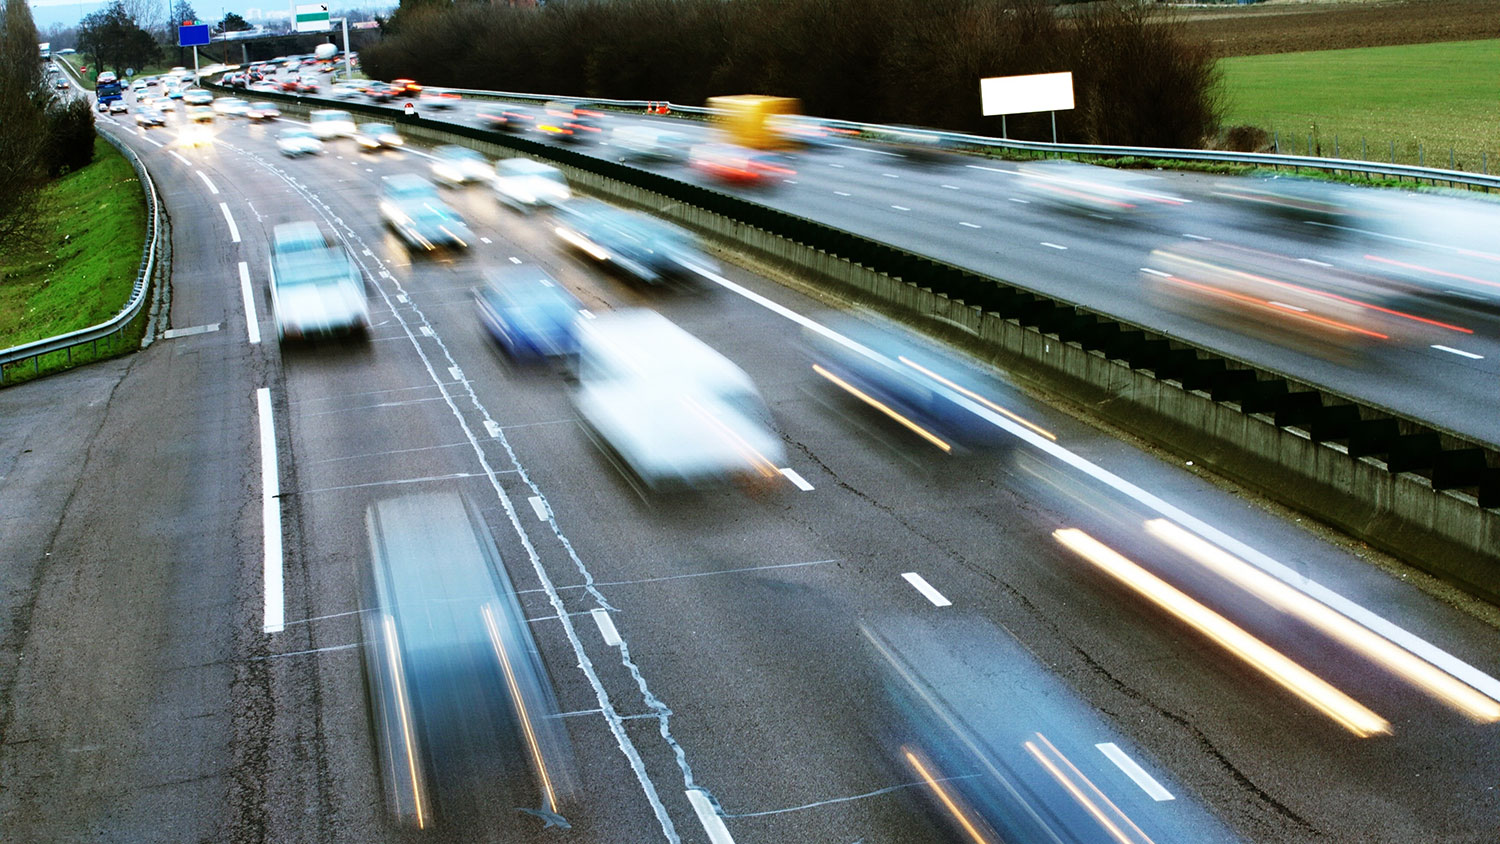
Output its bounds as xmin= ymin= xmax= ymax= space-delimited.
xmin=155 ymin=97 xmax=175 ymax=112
xmin=363 ymin=81 xmax=398 ymax=102
xmin=492 ymin=158 xmax=570 ymax=211
xmin=573 ymin=309 xmax=786 ymax=493
xmin=382 ymin=172 xmax=441 ymax=202
xmin=430 ymin=145 xmax=491 ymax=186
xmin=308 ymin=108 xmax=355 ymax=139
xmin=53 ymin=78 xmax=69 ymax=89
xmin=329 ymin=82 xmax=362 ymax=100
xmin=133 ymin=107 xmax=166 ymax=127
xmin=163 ymin=85 xmax=183 ymax=99
xmin=185 ymin=105 xmax=214 ymax=124
xmin=380 ymin=176 xmax=472 ymax=252
xmin=417 ymin=91 xmax=460 ymax=110
xmin=865 ymin=125 xmax=954 ymax=162
xmin=554 ymin=200 xmax=717 ymax=284
xmin=268 ymin=221 xmax=370 ymax=342
xmin=182 ymin=88 xmax=213 ymax=106
xmin=245 ymin=101 xmax=281 ymax=121
xmin=277 ymin=126 xmax=324 ymax=157
xmin=131 ymin=80 xmax=147 ymax=92
xmin=1015 ymin=159 xmax=1184 ymax=216
xmin=354 ymin=122 xmax=403 ymax=150
xmin=211 ymin=97 xmax=251 ymax=117
xmin=474 ymin=103 xmax=535 ymax=133
xmin=802 ymin=314 xmax=1046 ymax=453
xmin=390 ymin=77 xmax=422 ymax=95
xmin=108 ymin=99 xmax=129 ymax=114
xmin=771 ymin=116 xmax=858 ymax=149
xmin=535 ymin=103 xmax=602 ymax=143
xmin=610 ymin=125 xmax=689 ymax=163
xmin=360 ymin=491 xmax=575 ymax=828
xmin=474 ymin=265 xmax=583 ymax=359
xmin=1213 ymin=174 xmax=1357 ymax=227
xmin=688 ymin=143 xmax=797 ymax=185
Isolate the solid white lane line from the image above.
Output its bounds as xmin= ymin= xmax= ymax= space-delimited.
xmin=686 ymin=789 xmax=736 ymax=844
xmin=1182 ymin=233 xmax=1211 ymax=241
xmin=1096 ymin=743 xmax=1174 ymax=801
xmin=528 ymin=495 xmax=550 ymax=522
xmin=169 ymin=150 xmax=191 ymax=166
xmin=959 ymin=221 xmax=982 ymax=229
xmin=966 ymin=164 xmax=1013 ymax=174
xmin=779 ymin=467 xmax=815 ymax=491
xmin=684 ymin=259 xmax=1500 ymax=703
xmin=1040 ymin=242 xmax=1068 ymax=250
xmin=195 ymin=170 xmax=219 ymax=195
xmin=1432 ymin=345 xmax=1484 ymax=360
xmin=1140 ymin=267 xmax=1171 ymax=278
xmin=890 ymin=204 xmax=910 ymax=211
xmin=834 ymin=190 xmax=852 ymax=197
xmin=257 ymin=388 xmax=284 ymax=633
xmin=238 ymin=262 xmax=261 ymax=344
xmin=219 ymin=202 xmax=240 ymax=243
xmin=902 ymin=572 xmax=952 ymax=607
xmin=591 ymin=608 xmax=622 ymax=647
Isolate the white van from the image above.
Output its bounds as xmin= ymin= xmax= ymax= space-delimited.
xmin=572 ymin=309 xmax=785 ymax=493
xmin=308 ymin=108 xmax=355 ymax=139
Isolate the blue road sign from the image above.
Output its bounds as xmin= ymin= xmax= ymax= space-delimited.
xmin=178 ymin=23 xmax=210 ymax=48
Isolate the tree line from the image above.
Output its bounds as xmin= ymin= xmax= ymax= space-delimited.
xmin=362 ymin=0 xmax=1222 ymax=148
xmin=0 ymin=0 xmax=96 ymax=245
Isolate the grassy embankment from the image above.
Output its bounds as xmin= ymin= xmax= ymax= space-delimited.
xmin=0 ymin=136 xmax=149 ymax=382
xmin=55 ymin=53 xmax=178 ymax=89
xmin=1219 ymin=39 xmax=1500 ymax=172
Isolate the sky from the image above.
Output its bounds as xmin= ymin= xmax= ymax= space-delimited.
xmin=29 ymin=0 xmax=393 ymax=31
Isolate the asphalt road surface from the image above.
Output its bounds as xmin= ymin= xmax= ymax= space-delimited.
xmin=2 ymin=89 xmax=1500 ymax=843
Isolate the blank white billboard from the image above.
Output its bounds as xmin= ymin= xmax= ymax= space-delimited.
xmin=980 ymin=72 xmax=1075 ymax=116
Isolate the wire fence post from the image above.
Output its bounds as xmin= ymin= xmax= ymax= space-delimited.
xmin=1335 ymin=135 xmax=1339 ymax=157
xmin=1420 ymin=143 xmax=1424 ymax=166
xmin=1390 ymin=140 xmax=1395 ymax=163
xmin=1274 ymin=131 xmax=1279 ymax=154
xmin=1450 ymin=147 xmax=1455 ymax=170
xmin=1362 ymin=136 xmax=1367 ymax=160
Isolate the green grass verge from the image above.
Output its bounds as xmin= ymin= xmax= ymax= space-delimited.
xmin=1219 ymin=38 xmax=1500 ymax=173
xmin=56 ymin=54 xmax=185 ymax=90
xmin=0 ymin=136 xmax=148 ymax=366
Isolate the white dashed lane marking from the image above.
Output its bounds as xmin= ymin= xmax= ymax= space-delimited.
xmin=902 ymin=572 xmax=952 ymax=607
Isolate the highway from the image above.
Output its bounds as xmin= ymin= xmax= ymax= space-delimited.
xmin=2 ymin=79 xmax=1500 ymax=843
xmin=276 ymin=76 xmax=1500 ymax=447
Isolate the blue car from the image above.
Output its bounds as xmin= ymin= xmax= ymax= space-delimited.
xmin=474 ymin=265 xmax=583 ymax=359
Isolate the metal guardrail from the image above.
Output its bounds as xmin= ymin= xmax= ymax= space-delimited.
xmin=423 ymin=84 xmax=1500 ymax=190
xmin=0 ymin=121 xmax=163 ymax=384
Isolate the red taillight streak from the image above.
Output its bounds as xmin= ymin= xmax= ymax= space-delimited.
xmin=1164 ymin=275 xmax=1390 ymax=339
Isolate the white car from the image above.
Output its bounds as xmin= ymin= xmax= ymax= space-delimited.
xmin=182 ymin=88 xmax=213 ymax=106
xmin=573 ymin=309 xmax=785 ymax=493
xmin=211 ymin=97 xmax=251 ymax=116
xmin=308 ymin=108 xmax=355 ymax=139
xmin=277 ymin=127 xmax=324 ymax=157
xmin=269 ymin=222 xmax=370 ymax=342
xmin=353 ymin=122 xmax=402 ymax=150
xmin=329 ymin=83 xmax=362 ymax=100
xmin=492 ymin=158 xmax=570 ymax=211
xmin=430 ymin=145 xmax=491 ymax=185
xmin=108 ymin=99 xmax=129 ymax=114
xmin=245 ymin=101 xmax=281 ymax=120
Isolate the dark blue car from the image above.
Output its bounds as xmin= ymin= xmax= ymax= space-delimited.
xmin=475 ymin=265 xmax=583 ymax=359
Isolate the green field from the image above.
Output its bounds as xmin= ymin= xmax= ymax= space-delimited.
xmin=0 ymin=137 xmax=148 ymax=351
xmin=1219 ymin=39 xmax=1500 ymax=171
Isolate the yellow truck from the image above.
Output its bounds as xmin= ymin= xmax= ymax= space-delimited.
xmin=706 ymin=95 xmax=801 ymax=150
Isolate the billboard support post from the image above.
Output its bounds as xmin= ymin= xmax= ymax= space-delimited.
xmin=980 ymin=71 xmax=1074 ymax=143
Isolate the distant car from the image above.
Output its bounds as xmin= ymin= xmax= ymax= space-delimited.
xmin=182 ymin=88 xmax=213 ymax=106
xmin=474 ymin=265 xmax=582 ymax=359
xmin=430 ymin=145 xmax=491 ymax=186
xmin=689 ymin=143 xmax=797 ymax=185
xmin=474 ymin=103 xmax=535 ymax=133
xmin=554 ymin=200 xmax=716 ymax=284
xmin=53 ymin=78 xmax=68 ymax=89
xmin=390 ymin=77 xmax=422 ymax=95
xmin=362 ymin=81 xmax=397 ymax=102
xmin=359 ymin=491 xmax=576 ymax=828
xmin=145 ymin=76 xmax=158 ymax=86
xmin=164 ymin=86 xmax=184 ymax=99
xmin=308 ymin=108 xmax=355 ymax=139
xmin=611 ymin=126 xmax=690 ymax=163
xmin=155 ymin=97 xmax=175 ymax=112
xmin=492 ymin=158 xmax=570 ymax=211
xmin=380 ymin=175 xmax=472 ymax=252
xmin=353 ymin=122 xmax=403 ymax=150
xmin=187 ymin=104 xmax=214 ymax=123
xmin=131 ymin=80 xmax=147 ymax=92
xmin=134 ymin=108 xmax=166 ymax=127
xmin=276 ymin=127 xmax=324 ymax=157
xmin=108 ymin=99 xmax=128 ymax=114
xmin=245 ymin=101 xmax=281 ymax=121
xmin=572 ymin=309 xmax=786 ymax=493
xmin=212 ymin=97 xmax=251 ymax=116
xmin=329 ymin=82 xmax=362 ymax=100
xmin=417 ymin=91 xmax=459 ymax=110
xmin=268 ymin=221 xmax=370 ymax=342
